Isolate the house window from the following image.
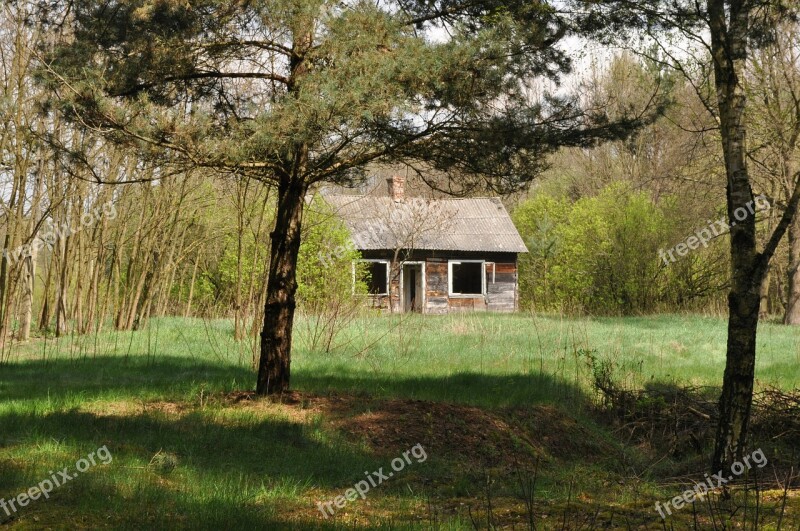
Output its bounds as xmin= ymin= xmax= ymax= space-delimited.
xmin=448 ymin=260 xmax=485 ymax=296
xmin=358 ymin=260 xmax=389 ymax=295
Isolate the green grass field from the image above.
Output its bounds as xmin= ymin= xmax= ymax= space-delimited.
xmin=1 ymin=313 xmax=799 ymax=529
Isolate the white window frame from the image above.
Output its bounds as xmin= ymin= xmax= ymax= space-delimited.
xmin=448 ymin=260 xmax=486 ymax=297
xmin=354 ymin=259 xmax=390 ymax=296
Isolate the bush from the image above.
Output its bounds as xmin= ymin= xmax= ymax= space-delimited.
xmin=295 ymin=196 xmax=367 ymax=352
xmin=513 ymin=183 xmax=727 ymax=315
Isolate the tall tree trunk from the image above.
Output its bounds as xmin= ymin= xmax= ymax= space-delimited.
xmin=256 ymin=176 xmax=306 ymax=395
xmin=711 ymin=0 xmax=761 ymax=471
xmin=17 ymin=247 xmax=35 ymax=341
xmin=784 ymin=214 xmax=800 ymax=324
xmin=254 ymin=20 xmax=312 ymax=395
xmin=0 ymin=179 xmax=22 ymax=345
xmin=234 ymin=179 xmax=248 ymax=341
xmin=38 ymin=247 xmax=55 ymax=331
xmin=19 ymin=169 xmax=44 ymax=341
xmin=83 ymin=254 xmax=98 ymax=334
xmin=72 ymin=221 xmax=84 ymax=332
xmin=117 ymin=206 xmax=146 ymax=329
xmin=55 ymin=233 xmax=70 ymax=337
xmin=709 ymin=6 xmax=800 ymax=471
xmin=83 ymin=205 xmax=108 ymax=335
xmin=99 ymin=244 xmax=123 ymax=335
xmin=759 ymin=265 xmax=771 ymax=319
xmin=184 ymin=253 xmax=199 ymax=318
xmin=132 ymin=251 xmax=159 ymax=331
xmin=245 ymin=189 xmax=273 ymax=345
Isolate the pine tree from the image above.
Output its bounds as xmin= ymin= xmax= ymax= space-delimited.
xmin=41 ymin=0 xmax=650 ymax=394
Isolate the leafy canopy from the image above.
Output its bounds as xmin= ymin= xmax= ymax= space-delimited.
xmin=41 ymin=0 xmax=654 ymax=191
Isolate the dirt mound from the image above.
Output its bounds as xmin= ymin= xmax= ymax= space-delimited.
xmin=329 ymin=398 xmax=612 ymax=469
xmin=504 ymin=406 xmax=615 ymax=460
xmin=219 ymin=390 xmax=616 ymax=470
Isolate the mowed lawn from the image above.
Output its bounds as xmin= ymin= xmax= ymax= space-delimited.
xmin=1 ymin=313 xmax=799 ymax=529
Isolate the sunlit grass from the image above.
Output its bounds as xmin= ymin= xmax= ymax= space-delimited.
xmin=1 ymin=313 xmax=799 ymax=528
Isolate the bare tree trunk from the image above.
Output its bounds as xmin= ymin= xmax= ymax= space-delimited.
xmin=245 ymin=189 xmax=272 ymax=343
xmin=99 ymin=243 xmax=123 ymax=335
xmin=784 ymin=217 xmax=800 ymax=324
xmin=17 ymin=246 xmax=35 ymax=341
xmin=132 ymin=251 xmax=159 ymax=331
xmin=256 ymin=176 xmax=306 ymax=395
xmin=759 ymin=265 xmax=771 ymax=319
xmin=117 ymin=204 xmax=146 ymax=329
xmin=17 ymin=163 xmax=45 ymax=341
xmin=83 ymin=203 xmax=108 ymax=334
xmin=55 ymin=233 xmax=70 ymax=337
xmin=184 ymin=253 xmax=199 ymax=318
xmin=712 ymin=48 xmax=800 ymax=474
xmin=39 ymin=247 xmax=54 ymax=331
xmin=234 ymin=178 xmax=248 ymax=341
xmin=72 ymin=216 xmax=84 ymax=332
xmin=0 ymin=177 xmax=23 ymax=345
xmin=126 ymin=259 xmax=151 ymax=330
xmin=711 ymin=0 xmax=760 ymax=471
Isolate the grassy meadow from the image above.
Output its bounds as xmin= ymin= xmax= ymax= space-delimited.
xmin=1 ymin=313 xmax=800 ymax=529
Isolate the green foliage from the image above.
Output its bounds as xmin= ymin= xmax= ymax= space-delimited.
xmin=42 ymin=0 xmax=653 ymax=193
xmin=562 ymin=183 xmax=667 ymax=313
xmin=296 ymin=196 xmax=365 ymax=312
xmin=512 ymin=194 xmax=570 ymax=310
xmin=514 ymin=183 xmax=726 ymax=315
xmin=215 ymin=231 xmax=269 ymax=298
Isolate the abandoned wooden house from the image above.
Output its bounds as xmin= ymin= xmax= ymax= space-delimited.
xmin=324 ymin=176 xmax=528 ymax=313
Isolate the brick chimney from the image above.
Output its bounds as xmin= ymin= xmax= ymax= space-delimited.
xmin=387 ymin=175 xmax=406 ymax=202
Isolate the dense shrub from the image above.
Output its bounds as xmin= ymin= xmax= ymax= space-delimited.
xmin=513 ymin=183 xmax=728 ymax=315
xmin=297 ymin=197 xmax=366 ymax=310
xmin=295 ymin=198 xmax=368 ymax=352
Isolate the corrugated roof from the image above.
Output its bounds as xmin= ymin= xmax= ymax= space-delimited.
xmin=323 ymin=195 xmax=528 ymax=253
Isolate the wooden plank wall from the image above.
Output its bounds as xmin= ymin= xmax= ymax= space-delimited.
xmin=424 ymin=259 xmax=449 ymax=314
xmin=486 ymin=262 xmax=517 ymax=312
xmin=423 ymin=258 xmax=518 ymax=313
xmin=389 ymin=268 xmax=402 ymax=312
xmin=363 ymin=265 xmax=402 ymax=311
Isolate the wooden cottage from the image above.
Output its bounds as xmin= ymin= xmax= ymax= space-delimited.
xmin=324 ymin=177 xmax=527 ymax=313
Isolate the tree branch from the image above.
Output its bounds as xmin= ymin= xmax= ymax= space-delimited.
xmin=114 ymin=71 xmax=290 ymax=97
xmin=755 ymin=170 xmax=800 ymax=279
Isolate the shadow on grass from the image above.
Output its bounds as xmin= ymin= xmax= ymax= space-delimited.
xmin=0 ymin=354 xmax=592 ymax=408
xmin=0 ymin=355 xmax=596 ymax=528
xmin=0 ymin=355 xmax=253 ymax=401
xmin=294 ymin=370 xmax=591 ymax=408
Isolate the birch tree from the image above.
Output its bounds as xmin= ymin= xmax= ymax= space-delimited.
xmin=574 ymin=0 xmax=800 ymax=470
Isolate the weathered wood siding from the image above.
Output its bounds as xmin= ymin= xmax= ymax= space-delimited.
xmin=448 ymin=296 xmax=487 ymax=312
xmin=389 ymin=266 xmax=402 ymax=312
xmin=486 ymin=262 xmax=517 ymax=312
xmin=424 ymin=259 xmax=449 ymax=314
xmin=359 ymin=251 xmax=519 ymax=314
xmin=424 ymin=256 xmax=518 ymax=313
xmin=363 ymin=264 xmax=401 ymax=311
